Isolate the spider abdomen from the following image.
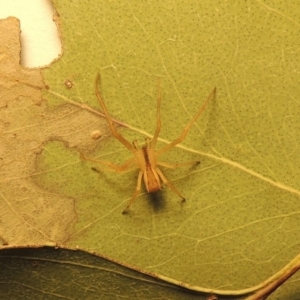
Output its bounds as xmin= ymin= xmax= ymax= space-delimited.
xmin=143 ymin=167 xmax=161 ymax=193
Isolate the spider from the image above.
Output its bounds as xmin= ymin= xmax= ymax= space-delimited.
xmin=81 ymin=73 xmax=216 ymax=214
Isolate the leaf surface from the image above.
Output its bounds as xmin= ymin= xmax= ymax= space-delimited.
xmin=1 ymin=1 xmax=300 ymax=298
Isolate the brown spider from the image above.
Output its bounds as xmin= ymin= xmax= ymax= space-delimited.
xmin=81 ymin=74 xmax=216 ymax=213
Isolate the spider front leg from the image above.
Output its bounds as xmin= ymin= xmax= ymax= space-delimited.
xmin=150 ymin=77 xmax=162 ymax=149
xmin=157 ymin=87 xmax=216 ymax=156
xmin=95 ymin=73 xmax=136 ymax=153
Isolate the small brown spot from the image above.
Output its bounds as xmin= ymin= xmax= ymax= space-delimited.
xmin=91 ymin=130 xmax=102 ymax=140
xmin=64 ymin=79 xmax=73 ymax=89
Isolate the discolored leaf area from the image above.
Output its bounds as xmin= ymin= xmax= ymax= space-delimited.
xmin=1 ymin=1 xmax=300 ymax=299
xmin=0 ymin=17 xmax=74 ymax=245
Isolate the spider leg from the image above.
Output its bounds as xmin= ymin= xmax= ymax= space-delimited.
xmin=155 ymin=167 xmax=186 ymax=202
xmin=80 ymin=152 xmax=136 ymax=173
xmin=157 ymin=87 xmax=216 ymax=156
xmin=95 ymin=73 xmax=135 ymax=153
xmin=150 ymin=77 xmax=162 ymax=149
xmin=157 ymin=160 xmax=200 ymax=169
xmin=122 ymin=170 xmax=144 ymax=214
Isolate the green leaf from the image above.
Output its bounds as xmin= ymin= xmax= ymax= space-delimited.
xmin=1 ymin=1 xmax=300 ymax=299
